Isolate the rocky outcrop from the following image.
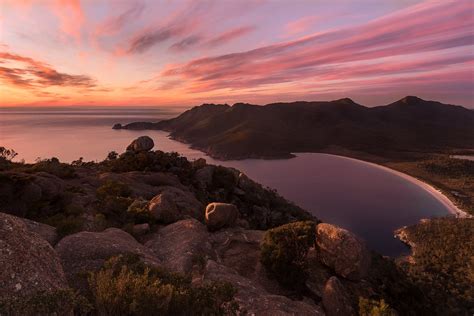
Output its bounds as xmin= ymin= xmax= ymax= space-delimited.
xmin=0 ymin=213 xmax=68 ymax=301
xmin=205 ymin=202 xmax=239 ymax=231
xmin=126 ymin=136 xmax=154 ymax=152
xmin=0 ymin=172 xmax=64 ymax=217
xmin=145 ymin=219 xmax=211 ymax=274
xmin=148 ymin=186 xmax=204 ymax=223
xmin=55 ymin=228 xmax=160 ymax=290
xmin=20 ymin=217 xmax=58 ymax=245
xmin=204 ymin=260 xmax=324 ymax=315
xmin=209 ymin=228 xmax=264 ymax=277
xmin=322 ymin=276 xmax=355 ymax=316
xmin=316 ymin=223 xmax=371 ymax=280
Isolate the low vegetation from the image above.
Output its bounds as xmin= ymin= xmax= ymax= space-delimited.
xmin=260 ymin=221 xmax=316 ymax=289
xmin=399 ymin=218 xmax=474 ymax=315
xmin=96 ymin=180 xmax=134 ymax=224
xmin=0 ymin=288 xmax=91 ymax=316
xmin=358 ymin=297 xmax=396 ymax=316
xmin=101 ymin=150 xmax=193 ymax=179
xmin=44 ymin=204 xmax=85 ymax=238
xmin=88 ymin=254 xmax=238 ymax=316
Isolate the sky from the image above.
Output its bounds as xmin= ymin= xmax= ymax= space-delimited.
xmin=0 ymin=0 xmax=473 ymax=107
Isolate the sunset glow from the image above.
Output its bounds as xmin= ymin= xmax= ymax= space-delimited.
xmin=0 ymin=0 xmax=473 ymax=107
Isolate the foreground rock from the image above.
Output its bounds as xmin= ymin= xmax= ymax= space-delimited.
xmin=0 ymin=213 xmax=68 ymax=301
xmin=55 ymin=228 xmax=160 ymax=290
xmin=205 ymin=202 xmax=239 ymax=231
xmin=316 ymin=223 xmax=371 ymax=280
xmin=209 ymin=228 xmax=264 ymax=278
xmin=204 ymin=260 xmax=324 ymax=315
xmin=148 ymin=186 xmax=204 ymax=223
xmin=126 ymin=135 xmax=154 ymax=152
xmin=145 ymin=219 xmax=212 ymax=273
xmin=20 ymin=217 xmax=58 ymax=245
xmin=322 ymin=276 xmax=355 ymax=316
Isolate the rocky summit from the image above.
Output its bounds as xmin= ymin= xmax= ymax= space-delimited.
xmin=0 ymin=136 xmax=436 ymax=315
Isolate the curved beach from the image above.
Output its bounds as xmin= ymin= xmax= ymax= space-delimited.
xmin=322 ymin=154 xmax=470 ymax=219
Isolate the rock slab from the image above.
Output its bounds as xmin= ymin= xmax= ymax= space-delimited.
xmin=322 ymin=276 xmax=355 ymax=316
xmin=0 ymin=212 xmax=68 ymax=301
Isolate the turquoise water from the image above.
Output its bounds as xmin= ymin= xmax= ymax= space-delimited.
xmin=0 ymin=107 xmax=449 ymax=256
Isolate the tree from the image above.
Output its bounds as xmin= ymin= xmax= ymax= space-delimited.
xmin=0 ymin=147 xmax=17 ymax=161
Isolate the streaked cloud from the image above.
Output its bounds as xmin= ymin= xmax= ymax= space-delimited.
xmin=204 ymin=26 xmax=256 ymax=48
xmin=0 ymin=0 xmax=473 ymax=107
xmin=0 ymin=51 xmax=96 ymax=88
xmin=162 ymin=1 xmax=473 ymax=95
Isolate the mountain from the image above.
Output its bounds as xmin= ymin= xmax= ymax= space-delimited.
xmin=116 ymin=96 xmax=474 ymax=160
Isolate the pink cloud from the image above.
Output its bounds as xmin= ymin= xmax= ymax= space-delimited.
xmin=50 ymin=0 xmax=85 ymax=43
xmin=284 ymin=16 xmax=322 ymax=36
xmin=125 ymin=1 xmax=213 ymax=54
xmin=95 ymin=2 xmax=145 ymax=36
xmin=205 ymin=26 xmax=256 ymax=48
xmin=161 ymin=1 xmax=473 ymax=96
xmin=0 ymin=51 xmax=96 ymax=89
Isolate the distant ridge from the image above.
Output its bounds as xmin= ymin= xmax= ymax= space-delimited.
xmin=115 ymin=97 xmax=474 ymax=160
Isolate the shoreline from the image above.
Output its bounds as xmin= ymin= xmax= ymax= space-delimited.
xmin=160 ymin=131 xmax=471 ymax=219
xmin=304 ymin=153 xmax=471 ymax=219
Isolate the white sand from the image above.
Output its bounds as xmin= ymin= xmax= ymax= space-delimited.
xmin=319 ymin=154 xmax=471 ymax=219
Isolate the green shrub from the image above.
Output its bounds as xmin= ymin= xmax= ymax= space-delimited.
xmin=0 ymin=288 xmax=91 ymax=316
xmin=28 ymin=157 xmax=76 ymax=178
xmin=96 ymin=181 xmax=134 ymax=223
xmin=88 ymin=254 xmax=238 ymax=316
xmin=359 ymin=297 xmax=396 ymax=316
xmin=127 ymin=198 xmax=155 ymax=224
xmin=101 ymin=151 xmax=191 ymax=173
xmin=45 ymin=213 xmax=84 ymax=238
xmin=260 ymin=221 xmax=316 ymax=289
xmin=212 ymin=166 xmax=237 ymax=190
xmin=96 ymin=180 xmax=132 ymax=199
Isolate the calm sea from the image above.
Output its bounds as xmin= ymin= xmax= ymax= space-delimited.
xmin=0 ymin=107 xmax=449 ymax=256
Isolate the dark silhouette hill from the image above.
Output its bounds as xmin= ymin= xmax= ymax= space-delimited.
xmin=116 ymin=96 xmax=474 ymax=159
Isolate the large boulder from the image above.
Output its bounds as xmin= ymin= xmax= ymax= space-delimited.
xmin=205 ymin=202 xmax=239 ymax=231
xmin=0 ymin=212 xmax=68 ymax=301
xmin=316 ymin=223 xmax=371 ymax=280
xmin=145 ymin=219 xmax=211 ymax=274
xmin=322 ymin=276 xmax=355 ymax=316
xmin=148 ymin=186 xmax=204 ymax=223
xmin=55 ymin=228 xmax=160 ymax=290
xmin=21 ymin=217 xmax=58 ymax=245
xmin=204 ymin=260 xmax=324 ymax=315
xmin=126 ymin=136 xmax=154 ymax=152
